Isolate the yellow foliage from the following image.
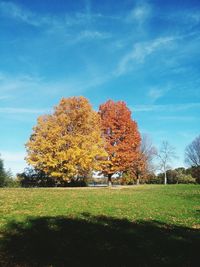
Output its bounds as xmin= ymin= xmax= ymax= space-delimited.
xmin=26 ymin=97 xmax=107 ymax=181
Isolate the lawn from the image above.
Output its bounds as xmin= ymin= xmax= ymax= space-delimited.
xmin=0 ymin=185 xmax=199 ymax=266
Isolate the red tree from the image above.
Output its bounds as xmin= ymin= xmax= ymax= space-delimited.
xmin=99 ymin=100 xmax=141 ymax=185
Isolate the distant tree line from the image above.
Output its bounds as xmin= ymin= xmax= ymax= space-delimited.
xmin=15 ymin=165 xmax=199 ymax=187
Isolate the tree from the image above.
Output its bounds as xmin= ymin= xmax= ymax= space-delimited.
xmin=131 ymin=134 xmax=157 ymax=185
xmin=0 ymin=156 xmax=7 ymax=187
xmin=131 ymin=151 xmax=147 ymax=185
xmin=26 ymin=97 xmax=107 ymax=182
xmin=0 ymin=155 xmax=13 ymax=187
xmin=156 ymin=141 xmax=176 ymax=185
xmin=98 ymin=100 xmax=141 ymax=186
xmin=185 ymin=135 xmax=200 ymax=167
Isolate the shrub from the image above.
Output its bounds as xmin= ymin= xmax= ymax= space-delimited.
xmin=17 ymin=168 xmax=88 ymax=187
xmin=121 ymin=171 xmax=135 ymax=185
xmin=146 ymin=174 xmax=163 ymax=184
xmin=177 ymin=174 xmax=196 ymax=184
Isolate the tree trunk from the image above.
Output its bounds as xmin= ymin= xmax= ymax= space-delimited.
xmin=164 ymin=171 xmax=167 ymax=185
xmin=136 ymin=173 xmax=140 ymax=185
xmin=108 ymin=173 xmax=112 ymax=187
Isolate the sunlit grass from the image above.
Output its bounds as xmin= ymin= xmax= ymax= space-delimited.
xmin=0 ymin=185 xmax=199 ymax=229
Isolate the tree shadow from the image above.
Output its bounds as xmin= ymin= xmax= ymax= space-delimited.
xmin=0 ymin=213 xmax=199 ymax=267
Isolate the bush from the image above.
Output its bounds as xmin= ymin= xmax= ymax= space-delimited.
xmin=146 ymin=175 xmax=163 ymax=184
xmin=186 ymin=167 xmax=200 ymax=184
xmin=5 ymin=177 xmax=20 ymax=188
xmin=121 ymin=171 xmax=135 ymax=185
xmin=177 ymin=174 xmax=196 ymax=184
xmin=17 ymin=168 xmax=88 ymax=187
xmin=17 ymin=168 xmax=56 ymax=187
xmin=66 ymin=178 xmax=87 ymax=187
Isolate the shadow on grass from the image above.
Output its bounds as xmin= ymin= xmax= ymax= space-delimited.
xmin=0 ymin=213 xmax=199 ymax=267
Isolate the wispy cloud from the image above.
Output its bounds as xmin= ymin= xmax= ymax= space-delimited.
xmin=0 ymin=107 xmax=49 ymax=114
xmin=0 ymin=1 xmax=112 ymax=44
xmin=0 ymin=1 xmax=45 ymax=26
xmin=116 ymin=36 xmax=175 ymax=75
xmin=148 ymin=87 xmax=171 ymax=102
xmin=0 ymin=1 xmax=114 ymax=30
xmin=155 ymin=115 xmax=200 ymax=122
xmin=166 ymin=10 xmax=200 ymax=28
xmin=132 ymin=103 xmax=200 ymax=112
xmin=126 ymin=1 xmax=152 ymax=24
xmin=0 ymin=73 xmax=45 ymax=93
xmin=0 ymin=70 xmax=110 ymax=101
xmin=78 ymin=30 xmax=111 ymax=41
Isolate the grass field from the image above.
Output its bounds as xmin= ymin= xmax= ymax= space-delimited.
xmin=0 ymin=185 xmax=199 ymax=266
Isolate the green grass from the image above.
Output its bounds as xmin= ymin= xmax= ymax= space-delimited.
xmin=0 ymin=185 xmax=199 ymax=266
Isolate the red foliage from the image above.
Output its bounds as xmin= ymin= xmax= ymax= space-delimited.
xmin=99 ymin=100 xmax=141 ymax=179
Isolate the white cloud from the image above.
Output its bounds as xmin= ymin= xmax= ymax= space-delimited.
xmin=0 ymin=1 xmax=114 ymax=48
xmin=78 ymin=30 xmax=111 ymax=41
xmin=116 ymin=36 xmax=175 ymax=75
xmin=155 ymin=115 xmax=199 ymax=122
xmin=0 ymin=71 xmax=110 ymax=103
xmin=0 ymin=1 xmax=114 ymax=30
xmin=189 ymin=12 xmax=200 ymax=24
xmin=0 ymin=1 xmax=43 ymax=26
xmin=132 ymin=103 xmax=200 ymax=112
xmin=0 ymin=107 xmax=49 ymax=114
xmin=126 ymin=2 xmax=152 ymax=24
xmin=167 ymin=10 xmax=200 ymax=27
xmin=0 ymin=73 xmax=43 ymax=93
xmin=148 ymin=87 xmax=170 ymax=102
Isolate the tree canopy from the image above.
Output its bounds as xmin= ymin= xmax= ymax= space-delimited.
xmin=185 ymin=135 xmax=200 ymax=167
xmin=98 ymin=100 xmax=141 ymax=184
xmin=26 ymin=97 xmax=107 ymax=181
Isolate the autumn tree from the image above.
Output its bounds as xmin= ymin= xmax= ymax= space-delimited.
xmin=98 ymin=100 xmax=141 ymax=186
xmin=26 ymin=97 xmax=107 ymax=182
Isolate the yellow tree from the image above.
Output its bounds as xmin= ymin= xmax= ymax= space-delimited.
xmin=26 ymin=97 xmax=107 ymax=181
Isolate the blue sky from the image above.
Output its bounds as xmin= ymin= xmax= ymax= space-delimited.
xmin=0 ymin=0 xmax=200 ymax=174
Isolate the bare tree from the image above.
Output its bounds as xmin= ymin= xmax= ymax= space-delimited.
xmin=131 ymin=134 xmax=157 ymax=185
xmin=157 ymin=141 xmax=176 ymax=185
xmin=141 ymin=134 xmax=157 ymax=173
xmin=185 ymin=135 xmax=200 ymax=167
